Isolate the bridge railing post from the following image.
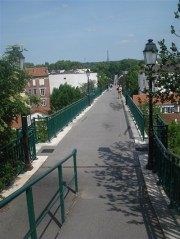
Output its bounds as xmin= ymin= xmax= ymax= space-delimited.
xmin=58 ymin=165 xmax=65 ymax=224
xmin=26 ymin=187 xmax=37 ymax=239
xmin=73 ymin=150 xmax=78 ymax=193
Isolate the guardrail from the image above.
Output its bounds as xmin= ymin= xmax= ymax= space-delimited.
xmin=36 ymin=87 xmax=104 ymax=142
xmin=0 ymin=149 xmax=78 ymax=239
xmin=125 ymin=93 xmax=145 ymax=140
xmin=154 ymin=114 xmax=168 ymax=148
xmin=154 ymin=135 xmax=180 ymax=209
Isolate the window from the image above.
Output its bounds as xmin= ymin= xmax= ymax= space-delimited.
xmin=162 ymin=106 xmax=174 ymax=113
xmin=39 ymin=79 xmax=45 ymax=86
xmin=41 ymin=99 xmax=46 ymax=106
xmin=32 ymin=79 xmax=36 ymax=86
xmin=40 ymin=88 xmax=45 ymax=96
xmin=29 ymin=89 xmax=31 ymax=94
xmin=33 ymin=89 xmax=37 ymax=95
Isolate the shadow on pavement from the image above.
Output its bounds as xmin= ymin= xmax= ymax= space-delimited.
xmin=90 ymin=140 xmax=165 ymax=239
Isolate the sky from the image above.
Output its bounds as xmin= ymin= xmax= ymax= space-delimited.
xmin=0 ymin=0 xmax=179 ymax=64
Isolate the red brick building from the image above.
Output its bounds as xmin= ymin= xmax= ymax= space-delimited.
xmin=26 ymin=67 xmax=51 ymax=115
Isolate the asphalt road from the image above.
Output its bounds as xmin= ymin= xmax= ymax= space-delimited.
xmin=0 ymin=88 xmax=154 ymax=239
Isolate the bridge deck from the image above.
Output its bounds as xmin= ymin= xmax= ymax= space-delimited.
xmin=0 ymin=88 xmax=162 ymax=239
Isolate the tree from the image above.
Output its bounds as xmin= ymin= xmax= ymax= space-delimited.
xmin=168 ymin=121 xmax=180 ymax=156
xmin=97 ymin=73 xmax=109 ymax=88
xmin=125 ymin=65 xmax=140 ymax=95
xmin=156 ymin=1 xmax=180 ymax=101
xmin=50 ymin=83 xmax=83 ymax=112
xmin=0 ymin=47 xmax=28 ymax=145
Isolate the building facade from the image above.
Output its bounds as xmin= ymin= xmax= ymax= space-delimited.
xmin=26 ymin=67 xmax=50 ymax=115
xmin=49 ymin=71 xmax=98 ymax=94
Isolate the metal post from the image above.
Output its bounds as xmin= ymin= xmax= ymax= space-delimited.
xmin=58 ymin=165 xmax=65 ymax=224
xmin=26 ymin=187 xmax=37 ymax=239
xmin=87 ymin=75 xmax=90 ymax=106
xmin=46 ymin=117 xmax=51 ymax=142
xmin=146 ymin=66 xmax=154 ymax=170
xmin=73 ymin=150 xmax=78 ymax=193
xmin=21 ymin=115 xmax=32 ymax=170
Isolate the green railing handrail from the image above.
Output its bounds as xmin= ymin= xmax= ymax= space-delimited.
xmin=155 ymin=114 xmax=168 ymax=126
xmin=35 ymin=87 xmax=104 ymax=142
xmin=0 ymin=149 xmax=77 ymax=208
xmin=0 ymin=149 xmax=78 ymax=239
xmin=154 ymin=114 xmax=168 ymax=148
xmin=49 ymin=97 xmax=88 ymax=120
xmin=125 ymin=93 xmax=145 ymax=140
xmin=154 ymin=134 xmax=180 ymax=209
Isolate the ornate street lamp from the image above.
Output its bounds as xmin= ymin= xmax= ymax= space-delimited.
xmin=86 ymin=69 xmax=91 ymax=105
xmin=143 ymin=39 xmax=158 ymax=170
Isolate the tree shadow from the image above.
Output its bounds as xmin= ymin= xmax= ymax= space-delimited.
xmin=88 ymin=140 xmax=165 ymax=238
xmin=109 ymin=102 xmax=123 ymax=111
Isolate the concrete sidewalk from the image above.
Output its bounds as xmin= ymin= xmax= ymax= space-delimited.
xmin=0 ymin=88 xmax=166 ymax=239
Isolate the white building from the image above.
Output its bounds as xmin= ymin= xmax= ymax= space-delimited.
xmin=49 ymin=72 xmax=98 ymax=94
xmin=138 ymin=72 xmax=156 ymax=93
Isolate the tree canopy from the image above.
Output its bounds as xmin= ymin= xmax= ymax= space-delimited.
xmin=156 ymin=0 xmax=180 ymax=101
xmin=50 ymin=83 xmax=83 ymax=112
xmin=0 ymin=47 xmax=28 ymax=145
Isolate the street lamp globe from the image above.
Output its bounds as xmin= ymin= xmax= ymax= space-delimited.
xmin=143 ymin=39 xmax=158 ymax=65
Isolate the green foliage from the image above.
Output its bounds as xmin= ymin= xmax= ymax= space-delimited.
xmin=86 ymin=59 xmax=141 ymax=79
xmin=139 ymin=103 xmax=161 ymax=131
xmin=48 ymin=60 xmax=83 ymax=71
xmin=125 ymin=65 xmax=140 ymax=96
xmin=24 ymin=62 xmax=34 ymax=68
xmin=29 ymin=94 xmax=41 ymax=107
xmin=156 ymin=1 xmax=180 ymax=101
xmin=0 ymin=47 xmax=29 ymax=146
xmin=35 ymin=119 xmax=48 ymax=142
xmin=36 ymin=59 xmax=141 ymax=80
xmin=80 ymin=81 xmax=95 ymax=95
xmin=50 ymin=83 xmax=83 ymax=112
xmin=168 ymin=122 xmax=180 ymax=156
xmin=97 ymin=73 xmax=109 ymax=88
xmin=0 ymin=159 xmax=24 ymax=192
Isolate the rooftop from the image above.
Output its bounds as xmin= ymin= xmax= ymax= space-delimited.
xmin=133 ymin=93 xmax=180 ymax=106
xmin=26 ymin=67 xmax=49 ymax=77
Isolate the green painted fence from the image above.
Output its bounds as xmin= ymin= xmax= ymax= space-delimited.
xmin=0 ymin=149 xmax=78 ymax=239
xmin=154 ymin=135 xmax=180 ymax=209
xmin=36 ymin=87 xmax=104 ymax=142
xmin=125 ymin=93 xmax=145 ymax=140
xmin=154 ymin=114 xmax=168 ymax=148
xmin=0 ymin=119 xmax=37 ymax=191
xmin=125 ymin=92 xmax=180 ymax=209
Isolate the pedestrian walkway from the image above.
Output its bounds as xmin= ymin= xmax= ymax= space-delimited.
xmin=0 ymin=88 xmax=164 ymax=239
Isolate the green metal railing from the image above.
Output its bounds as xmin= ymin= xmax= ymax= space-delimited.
xmin=0 ymin=149 xmax=78 ymax=239
xmin=46 ymin=96 xmax=89 ymax=141
xmin=125 ymin=92 xmax=180 ymax=209
xmin=125 ymin=93 xmax=145 ymax=140
xmin=36 ymin=87 xmax=104 ymax=142
xmin=154 ymin=135 xmax=180 ymax=209
xmin=154 ymin=115 xmax=168 ymax=148
xmin=0 ymin=136 xmax=25 ymax=182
